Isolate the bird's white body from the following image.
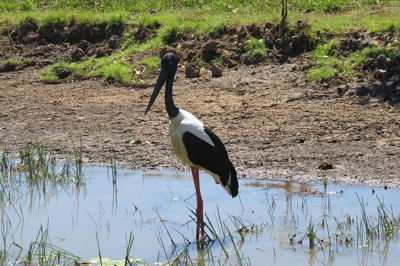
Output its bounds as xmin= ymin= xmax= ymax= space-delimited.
xmin=169 ymin=109 xmax=213 ymax=165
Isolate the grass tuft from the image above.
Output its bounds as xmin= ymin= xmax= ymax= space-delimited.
xmin=307 ymin=39 xmax=366 ymax=83
xmin=92 ymin=58 xmax=133 ymax=85
xmin=1 ymin=58 xmax=33 ymax=71
xmin=138 ymin=16 xmax=161 ymax=28
xmin=42 ymin=57 xmax=133 ymax=85
xmin=308 ymin=66 xmax=338 ymax=83
xmin=141 ymin=55 xmax=160 ymax=74
xmin=245 ymin=38 xmax=269 ymax=59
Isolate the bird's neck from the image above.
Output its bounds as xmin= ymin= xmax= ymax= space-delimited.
xmin=165 ymin=74 xmax=179 ymax=118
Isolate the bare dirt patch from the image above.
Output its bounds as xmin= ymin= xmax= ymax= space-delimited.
xmin=1 ymin=22 xmax=400 ymax=188
xmin=1 ymin=60 xmax=400 ymax=188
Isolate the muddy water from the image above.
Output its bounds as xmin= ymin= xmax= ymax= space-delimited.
xmin=2 ymin=166 xmax=400 ymax=265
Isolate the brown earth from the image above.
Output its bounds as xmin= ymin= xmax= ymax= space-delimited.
xmin=1 ymin=22 xmax=400 ymax=188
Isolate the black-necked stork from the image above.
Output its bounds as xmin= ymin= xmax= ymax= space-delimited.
xmin=144 ymin=51 xmax=239 ymax=241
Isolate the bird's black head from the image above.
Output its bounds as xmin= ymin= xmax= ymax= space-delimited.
xmin=160 ymin=52 xmax=179 ymax=71
xmin=144 ymin=51 xmax=180 ymax=115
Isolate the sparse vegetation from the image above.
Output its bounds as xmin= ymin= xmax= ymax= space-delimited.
xmin=1 ymin=0 xmax=397 ymax=85
xmin=1 ymin=0 xmax=399 ymax=13
xmin=308 ymin=35 xmax=400 ymax=84
xmin=41 ymin=57 xmax=134 ymax=85
xmin=245 ymin=38 xmax=270 ymax=59
xmin=0 ymin=58 xmax=33 ymax=72
xmin=141 ymin=55 xmax=160 ymax=73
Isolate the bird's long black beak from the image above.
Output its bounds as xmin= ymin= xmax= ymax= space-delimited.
xmin=145 ymin=68 xmax=167 ymax=115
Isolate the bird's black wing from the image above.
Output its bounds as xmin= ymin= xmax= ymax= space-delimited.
xmin=182 ymin=127 xmax=238 ymax=196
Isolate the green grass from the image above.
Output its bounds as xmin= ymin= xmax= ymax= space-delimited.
xmin=0 ymin=58 xmax=33 ymax=71
xmin=245 ymin=38 xmax=270 ymax=59
xmin=302 ymin=3 xmax=400 ymax=35
xmin=2 ymin=0 xmax=399 ymax=85
xmin=308 ymin=66 xmax=339 ymax=83
xmin=159 ymin=22 xmax=185 ymax=44
xmin=41 ymin=57 xmax=134 ymax=85
xmin=137 ymin=16 xmax=161 ymax=28
xmin=41 ymin=50 xmax=161 ymax=85
xmin=0 ymin=10 xmax=130 ymax=28
xmin=363 ymin=46 xmax=400 ymax=59
xmin=41 ymin=60 xmax=92 ymax=83
xmin=308 ymin=40 xmax=340 ymax=82
xmin=2 ymin=58 xmax=20 ymax=69
xmin=0 ymin=0 xmax=399 ymax=34
xmin=92 ymin=57 xmax=133 ymax=85
xmin=141 ymin=55 xmax=160 ymax=73
xmin=308 ymin=39 xmax=366 ymax=83
xmin=1 ymin=0 xmax=397 ymax=13
xmin=308 ymin=38 xmax=400 ymax=83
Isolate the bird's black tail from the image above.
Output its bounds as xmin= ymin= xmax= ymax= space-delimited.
xmin=227 ymin=162 xmax=239 ymax=197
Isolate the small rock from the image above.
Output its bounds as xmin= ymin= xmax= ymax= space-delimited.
xmin=70 ymin=48 xmax=84 ymax=61
xmin=202 ymin=41 xmax=219 ymax=53
xmin=185 ymin=51 xmax=197 ymax=63
xmin=210 ymin=65 xmax=223 ymax=78
xmin=25 ymin=32 xmax=39 ymax=43
xmin=386 ymin=81 xmax=395 ymax=88
xmin=226 ymin=59 xmax=238 ymax=68
xmin=376 ymin=54 xmax=387 ymax=68
xmin=201 ymin=41 xmax=220 ymax=61
xmin=374 ymin=69 xmax=387 ymax=81
xmin=243 ymin=54 xmax=264 ymax=65
xmin=199 ymin=67 xmax=208 ymax=76
xmin=291 ymin=34 xmax=302 ymax=46
xmin=337 ymin=85 xmax=348 ymax=96
xmin=355 ymin=85 xmax=370 ymax=96
xmin=108 ymin=35 xmax=119 ymax=49
xmin=185 ymin=64 xmax=200 ymax=78
xmin=95 ymin=47 xmax=112 ymax=58
xmin=263 ymin=33 xmax=274 ymax=47
xmin=389 ymin=75 xmax=400 ymax=85
xmin=78 ymin=40 xmax=90 ymax=51
xmin=128 ymin=139 xmax=142 ymax=144
xmin=372 ymin=80 xmax=383 ymax=88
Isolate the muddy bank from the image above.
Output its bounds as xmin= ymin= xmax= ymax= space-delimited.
xmin=1 ymin=62 xmax=399 ymax=188
xmin=1 ymin=20 xmax=400 ymax=188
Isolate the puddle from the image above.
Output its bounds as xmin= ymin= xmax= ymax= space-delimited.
xmin=1 ymin=165 xmax=400 ymax=265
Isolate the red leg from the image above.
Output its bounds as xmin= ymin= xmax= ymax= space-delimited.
xmin=191 ymin=167 xmax=204 ymax=242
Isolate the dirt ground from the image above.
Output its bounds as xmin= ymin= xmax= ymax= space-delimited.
xmin=1 ymin=56 xmax=400 ymax=188
xmin=1 ymin=20 xmax=400 ymax=188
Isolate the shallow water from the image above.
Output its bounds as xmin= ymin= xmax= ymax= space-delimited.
xmin=1 ymin=166 xmax=400 ymax=265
